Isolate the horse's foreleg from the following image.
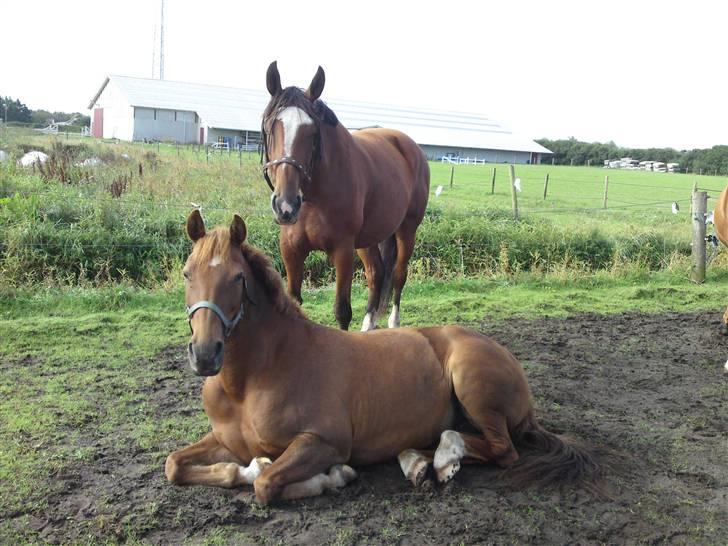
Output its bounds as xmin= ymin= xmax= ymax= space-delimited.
xmin=165 ymin=432 xmax=271 ymax=488
xmin=280 ymin=236 xmax=308 ymax=304
xmin=331 ymin=246 xmax=354 ymax=330
xmin=253 ymin=432 xmax=354 ymax=505
xmin=357 ymin=246 xmax=384 ymax=331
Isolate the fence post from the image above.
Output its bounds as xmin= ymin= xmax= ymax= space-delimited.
xmin=690 ymin=181 xmax=698 ymax=216
xmin=491 ymin=167 xmax=496 ymax=194
xmin=603 ymin=175 xmax=609 ymax=209
xmin=691 ymin=190 xmax=708 ymax=283
xmin=508 ymin=164 xmax=519 ymax=220
xmin=543 ymin=173 xmax=549 ymax=200
xmin=450 ymin=166 xmax=454 ymax=189
xmin=239 ymin=147 xmax=242 ymax=167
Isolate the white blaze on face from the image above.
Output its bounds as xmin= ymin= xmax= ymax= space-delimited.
xmin=276 ymin=106 xmax=313 ymax=156
xmin=209 ymin=255 xmax=222 ymax=268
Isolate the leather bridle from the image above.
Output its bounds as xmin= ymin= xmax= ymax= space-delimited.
xmin=262 ymin=156 xmax=312 ymax=192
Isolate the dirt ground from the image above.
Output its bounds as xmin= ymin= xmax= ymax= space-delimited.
xmin=15 ymin=311 xmax=728 ymax=545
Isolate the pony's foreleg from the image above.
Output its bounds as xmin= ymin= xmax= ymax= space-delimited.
xmin=331 ymin=246 xmax=354 ymax=330
xmin=253 ymin=432 xmax=354 ymax=505
xmin=165 ymin=432 xmax=271 ymax=488
xmin=280 ymin=236 xmax=308 ymax=305
xmin=357 ymin=246 xmax=385 ymax=331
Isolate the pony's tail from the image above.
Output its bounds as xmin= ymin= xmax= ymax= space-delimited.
xmin=376 ymin=235 xmax=398 ymax=316
xmin=505 ymin=412 xmax=604 ymax=495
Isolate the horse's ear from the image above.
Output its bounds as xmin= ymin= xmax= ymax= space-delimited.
xmin=186 ymin=209 xmax=205 ymax=242
xmin=305 ymin=66 xmax=325 ymax=101
xmin=266 ymin=61 xmax=282 ymax=96
xmin=230 ymin=214 xmax=247 ymax=246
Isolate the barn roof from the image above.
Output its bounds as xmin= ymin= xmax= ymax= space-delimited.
xmin=89 ymin=75 xmax=551 ymax=154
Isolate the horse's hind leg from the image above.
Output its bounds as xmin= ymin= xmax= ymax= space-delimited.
xmin=165 ymin=432 xmax=272 ymax=488
xmin=389 ymin=221 xmax=418 ymax=328
xmin=357 ymin=245 xmax=384 ymax=331
xmin=397 ymin=449 xmax=433 ymax=487
xmin=722 ymin=305 xmax=728 ymax=335
xmin=433 ymin=415 xmax=519 ymax=483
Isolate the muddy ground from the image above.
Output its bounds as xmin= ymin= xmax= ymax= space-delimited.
xmin=12 ymin=311 xmax=728 ymax=545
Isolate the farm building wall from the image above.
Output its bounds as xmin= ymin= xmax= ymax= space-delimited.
xmin=419 ymin=144 xmax=535 ymax=164
xmin=90 ymin=81 xmax=134 ymax=141
xmin=132 ymin=107 xmax=199 ymax=143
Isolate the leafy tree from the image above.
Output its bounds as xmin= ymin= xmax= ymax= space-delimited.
xmin=0 ymin=96 xmax=32 ymax=123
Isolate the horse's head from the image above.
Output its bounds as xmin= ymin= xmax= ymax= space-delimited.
xmin=262 ymin=61 xmax=326 ymax=225
xmin=183 ymin=210 xmax=252 ymax=376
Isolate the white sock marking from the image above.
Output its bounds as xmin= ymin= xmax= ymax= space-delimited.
xmin=388 ymin=305 xmax=400 ymax=328
xmin=280 ymin=465 xmax=356 ymax=500
xmin=433 ymin=430 xmax=466 ymax=482
xmin=361 ymin=312 xmax=376 ymax=331
xmin=724 ymin=358 xmax=728 ymax=372
xmin=238 ymin=457 xmax=271 ymax=484
xmin=277 ymin=106 xmax=313 ymax=156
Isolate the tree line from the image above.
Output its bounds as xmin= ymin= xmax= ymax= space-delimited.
xmin=1 ymin=95 xmax=90 ymax=129
xmin=537 ymin=137 xmax=728 ymax=175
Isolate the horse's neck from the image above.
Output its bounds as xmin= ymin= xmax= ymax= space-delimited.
xmin=310 ymin=124 xmax=355 ymax=192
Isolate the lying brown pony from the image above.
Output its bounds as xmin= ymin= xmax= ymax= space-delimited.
xmin=165 ymin=211 xmax=601 ymax=505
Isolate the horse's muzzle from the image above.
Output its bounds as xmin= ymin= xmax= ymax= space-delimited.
xmin=188 ymin=340 xmax=224 ymax=376
xmin=271 ymin=194 xmax=302 ymax=225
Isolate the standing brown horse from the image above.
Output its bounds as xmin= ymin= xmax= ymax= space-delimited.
xmin=714 ymin=185 xmax=728 ymax=334
xmin=261 ymin=61 xmax=430 ymax=331
xmin=165 ymin=211 xmax=601 ymax=505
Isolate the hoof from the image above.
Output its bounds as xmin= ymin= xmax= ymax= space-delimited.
xmin=398 ymin=449 xmax=431 ymax=487
xmin=328 ymin=464 xmax=357 ymax=488
xmin=436 ymin=461 xmax=461 ymax=484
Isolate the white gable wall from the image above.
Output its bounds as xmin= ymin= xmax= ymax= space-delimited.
xmin=90 ymin=80 xmax=134 ymax=141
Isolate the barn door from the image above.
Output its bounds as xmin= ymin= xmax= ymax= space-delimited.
xmin=92 ymin=108 xmax=103 ymax=138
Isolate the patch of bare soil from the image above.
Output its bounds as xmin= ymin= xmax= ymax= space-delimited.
xmin=18 ymin=311 xmax=728 ymax=545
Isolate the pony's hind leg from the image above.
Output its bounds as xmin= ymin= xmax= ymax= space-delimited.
xmin=433 ymin=417 xmax=519 ymax=483
xmin=397 ymin=449 xmax=433 ymax=487
xmin=165 ymin=432 xmax=272 ymax=488
xmin=357 ymin=245 xmax=385 ymax=331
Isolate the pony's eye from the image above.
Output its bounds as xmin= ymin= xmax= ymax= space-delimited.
xmin=234 ymin=273 xmax=245 ymax=283
xmin=183 ymin=271 xmax=190 ymax=281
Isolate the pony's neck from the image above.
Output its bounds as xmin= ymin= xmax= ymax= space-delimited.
xmin=218 ymin=294 xmax=307 ymax=395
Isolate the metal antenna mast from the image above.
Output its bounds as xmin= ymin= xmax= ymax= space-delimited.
xmin=159 ymin=0 xmax=165 ymax=79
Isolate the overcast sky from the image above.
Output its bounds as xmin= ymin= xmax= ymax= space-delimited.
xmin=2 ymin=1 xmax=725 ymax=150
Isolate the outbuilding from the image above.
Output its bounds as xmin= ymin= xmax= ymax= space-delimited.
xmin=88 ymin=75 xmax=551 ymax=163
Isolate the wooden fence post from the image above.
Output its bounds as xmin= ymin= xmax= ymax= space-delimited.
xmin=508 ymin=164 xmax=519 ymax=220
xmin=450 ymin=166 xmax=454 ymax=189
xmin=691 ymin=190 xmax=708 ymax=283
xmin=543 ymin=173 xmax=549 ymax=200
xmin=603 ymin=175 xmax=609 ymax=209
xmin=491 ymin=167 xmax=496 ymax=194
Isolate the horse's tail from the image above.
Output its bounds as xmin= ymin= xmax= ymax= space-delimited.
xmin=377 ymin=235 xmax=397 ymax=316
xmin=505 ymin=411 xmax=604 ymax=494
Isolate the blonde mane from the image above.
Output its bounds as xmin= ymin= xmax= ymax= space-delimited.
xmin=191 ymin=228 xmax=306 ymax=319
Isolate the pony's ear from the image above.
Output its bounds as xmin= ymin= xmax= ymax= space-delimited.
xmin=230 ymin=214 xmax=247 ymax=246
xmin=266 ymin=61 xmax=282 ymax=96
xmin=305 ymin=66 xmax=325 ymax=101
xmin=186 ymin=209 xmax=205 ymax=242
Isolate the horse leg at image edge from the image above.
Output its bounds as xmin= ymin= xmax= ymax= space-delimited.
xmin=722 ymin=305 xmax=728 ymax=335
xmin=253 ymin=433 xmax=355 ymax=504
xmin=165 ymin=432 xmax=272 ymax=488
xmin=389 ymin=225 xmax=417 ymax=328
xmin=357 ymin=245 xmax=385 ymax=331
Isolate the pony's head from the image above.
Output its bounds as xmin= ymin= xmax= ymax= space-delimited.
xmin=183 ymin=210 xmax=251 ymax=376
xmin=183 ymin=210 xmax=305 ymax=376
xmin=262 ymin=61 xmax=338 ymax=225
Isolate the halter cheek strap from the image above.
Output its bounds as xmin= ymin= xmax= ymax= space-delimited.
xmin=262 ymin=156 xmax=313 ymax=192
xmin=186 ymin=300 xmax=244 ymax=338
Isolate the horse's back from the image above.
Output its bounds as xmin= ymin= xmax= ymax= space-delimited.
xmin=715 ymin=185 xmax=728 ymax=247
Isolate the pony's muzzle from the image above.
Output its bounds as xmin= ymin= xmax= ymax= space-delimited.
xmin=188 ymin=340 xmax=224 ymax=376
xmin=271 ymin=193 xmax=302 ymax=224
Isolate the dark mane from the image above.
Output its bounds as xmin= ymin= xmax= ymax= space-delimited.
xmin=240 ymin=242 xmax=307 ymax=320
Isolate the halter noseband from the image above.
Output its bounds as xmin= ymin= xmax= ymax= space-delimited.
xmin=262 ymin=156 xmax=313 ymax=192
xmin=186 ymin=300 xmax=244 ymax=338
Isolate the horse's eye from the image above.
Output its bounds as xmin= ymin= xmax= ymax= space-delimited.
xmin=234 ymin=273 xmax=245 ymax=283
xmin=183 ymin=271 xmax=190 ymax=281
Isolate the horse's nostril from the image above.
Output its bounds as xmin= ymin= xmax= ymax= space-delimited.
xmin=188 ymin=343 xmax=194 ymax=355
xmin=215 ymin=341 xmax=223 ymax=358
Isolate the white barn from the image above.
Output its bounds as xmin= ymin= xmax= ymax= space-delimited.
xmin=88 ymin=75 xmax=551 ymax=163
